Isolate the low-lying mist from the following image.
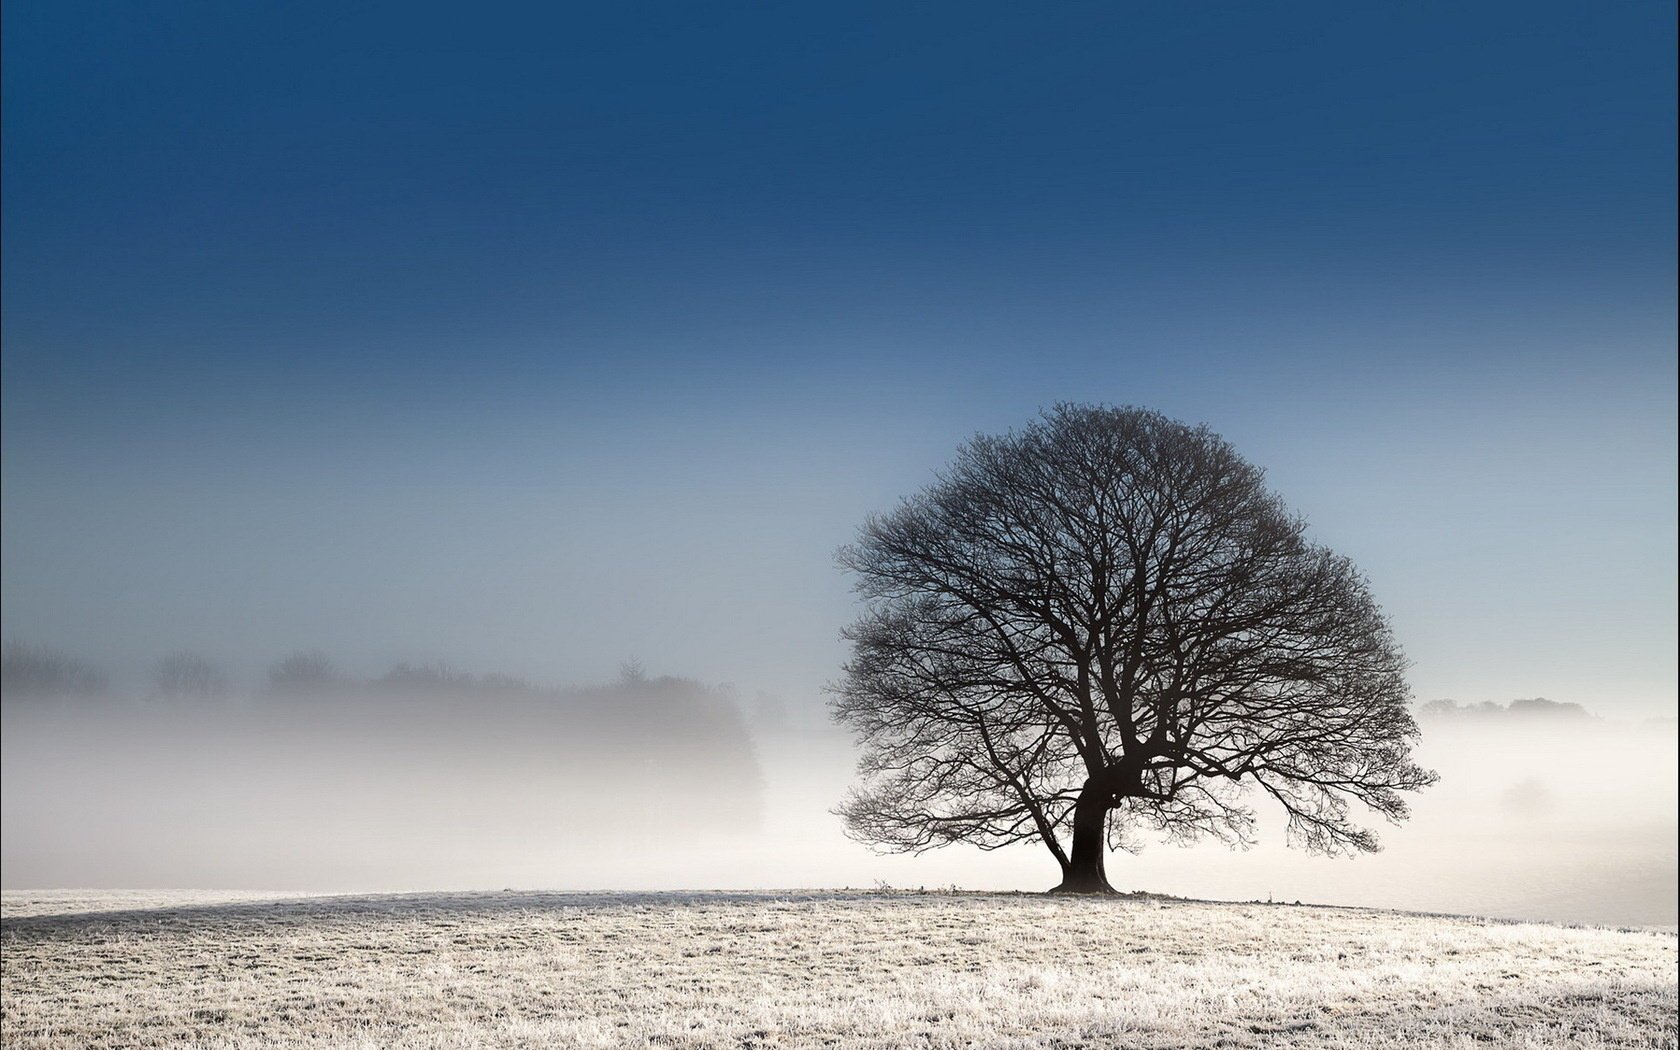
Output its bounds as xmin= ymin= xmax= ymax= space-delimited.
xmin=2 ymin=642 xmax=1674 ymax=926
xmin=1 ymin=647 xmax=761 ymax=889
xmin=755 ymin=698 xmax=1678 ymax=926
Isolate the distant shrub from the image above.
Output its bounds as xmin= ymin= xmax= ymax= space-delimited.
xmin=1506 ymin=698 xmax=1593 ymax=720
xmin=1 ymin=640 xmax=107 ymax=700
xmin=151 ymin=651 xmax=231 ymax=702
xmin=267 ymin=650 xmax=340 ymax=693
xmin=377 ymin=661 xmax=476 ymax=691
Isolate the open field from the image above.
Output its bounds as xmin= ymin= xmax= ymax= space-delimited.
xmin=2 ymin=890 xmax=1675 ymax=1049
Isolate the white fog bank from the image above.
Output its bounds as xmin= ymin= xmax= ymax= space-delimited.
xmin=3 ymin=675 xmax=1673 ymax=926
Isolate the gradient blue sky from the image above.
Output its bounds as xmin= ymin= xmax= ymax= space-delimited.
xmin=4 ymin=1 xmax=1675 ymax=715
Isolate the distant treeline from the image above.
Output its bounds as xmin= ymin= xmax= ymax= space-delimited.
xmin=2 ymin=641 xmax=761 ymax=756
xmin=1417 ymin=697 xmax=1596 ymax=722
xmin=2 ymin=641 xmax=764 ymax=884
xmin=3 ymin=639 xmax=650 ymax=704
xmin=1 ymin=640 xmax=113 ymax=699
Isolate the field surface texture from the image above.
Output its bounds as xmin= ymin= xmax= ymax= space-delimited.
xmin=2 ymin=890 xmax=1675 ymax=1049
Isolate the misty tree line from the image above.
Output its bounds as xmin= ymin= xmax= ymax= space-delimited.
xmin=3 ymin=639 xmax=515 ymax=702
xmin=1 ymin=639 xmax=767 ymax=798
xmin=5 ymin=640 xmax=1592 ymax=724
xmin=1 ymin=637 xmax=763 ymax=788
xmin=3 ymin=640 xmax=686 ymax=707
xmin=3 ymin=640 xmax=766 ymax=846
xmin=1416 ymin=698 xmax=1595 ymax=722
xmin=2 ymin=646 xmax=767 ymax=881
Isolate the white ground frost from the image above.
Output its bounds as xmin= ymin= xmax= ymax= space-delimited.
xmin=2 ymin=890 xmax=1674 ymax=1049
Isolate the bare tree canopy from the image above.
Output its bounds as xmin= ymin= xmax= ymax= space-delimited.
xmin=1 ymin=640 xmax=106 ymax=700
xmin=267 ymin=650 xmax=340 ymax=694
xmin=151 ymin=651 xmax=230 ymax=702
xmin=831 ymin=405 xmax=1437 ymax=893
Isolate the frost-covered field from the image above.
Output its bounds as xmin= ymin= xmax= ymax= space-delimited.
xmin=2 ymin=890 xmax=1674 ymax=1049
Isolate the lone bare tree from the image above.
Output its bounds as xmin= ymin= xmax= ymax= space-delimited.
xmin=832 ymin=405 xmax=1436 ymax=893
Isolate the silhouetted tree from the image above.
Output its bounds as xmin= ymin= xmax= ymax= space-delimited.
xmin=832 ymin=405 xmax=1436 ymax=893
xmin=151 ymin=651 xmax=230 ymax=702
xmin=267 ymin=650 xmax=339 ymax=693
xmin=1 ymin=640 xmax=107 ymax=701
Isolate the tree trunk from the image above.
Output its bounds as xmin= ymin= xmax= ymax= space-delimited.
xmin=1049 ymin=783 xmax=1114 ymax=894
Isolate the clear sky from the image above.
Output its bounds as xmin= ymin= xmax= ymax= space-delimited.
xmin=3 ymin=1 xmax=1675 ymax=717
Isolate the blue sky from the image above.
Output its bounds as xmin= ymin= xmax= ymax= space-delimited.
xmin=3 ymin=1 xmax=1675 ymax=715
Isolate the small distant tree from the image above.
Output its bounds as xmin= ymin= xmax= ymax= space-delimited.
xmin=832 ymin=405 xmax=1437 ymax=893
xmin=1 ymin=640 xmax=107 ymax=700
xmin=151 ymin=651 xmax=230 ymax=702
xmin=378 ymin=661 xmax=475 ymax=691
xmin=267 ymin=650 xmax=339 ymax=693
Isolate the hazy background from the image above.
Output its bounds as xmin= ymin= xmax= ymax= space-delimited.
xmin=2 ymin=661 xmax=1674 ymax=926
xmin=2 ymin=1 xmax=1674 ymax=922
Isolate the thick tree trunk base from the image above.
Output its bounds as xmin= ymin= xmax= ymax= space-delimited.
xmin=1047 ymin=873 xmax=1117 ymax=895
xmin=1054 ymin=785 xmax=1114 ymax=894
